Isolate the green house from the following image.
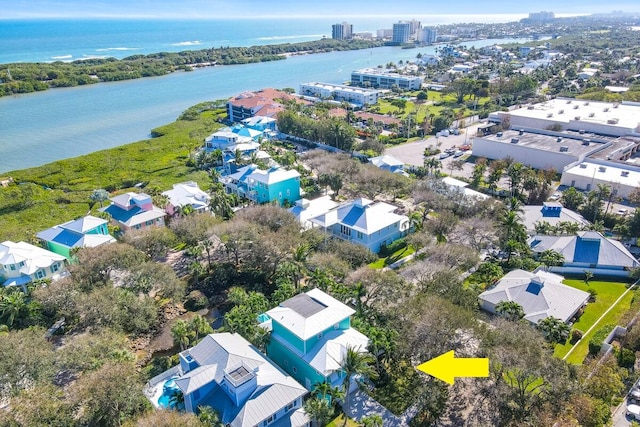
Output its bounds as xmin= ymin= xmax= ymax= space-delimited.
xmin=263 ymin=288 xmax=369 ymax=391
xmin=36 ymin=215 xmax=116 ymax=260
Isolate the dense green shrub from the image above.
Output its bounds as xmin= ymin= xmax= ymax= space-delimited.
xmin=588 ymin=324 xmax=615 ymax=355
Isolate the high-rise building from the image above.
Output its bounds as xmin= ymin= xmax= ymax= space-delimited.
xmin=392 ymin=20 xmax=421 ymax=43
xmin=418 ymin=27 xmax=438 ymax=44
xmin=392 ymin=22 xmax=412 ymax=43
xmin=527 ymin=11 xmax=555 ymax=23
xmin=332 ymin=22 xmax=353 ymax=40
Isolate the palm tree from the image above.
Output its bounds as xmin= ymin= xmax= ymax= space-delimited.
xmin=190 ymin=315 xmax=213 ymax=342
xmin=537 ymin=316 xmax=571 ymax=344
xmin=167 ymin=389 xmax=185 ymax=410
xmin=539 ymin=249 xmax=564 ymax=270
xmin=171 ymin=319 xmax=194 ymax=351
xmin=360 ymin=414 xmax=384 ymax=427
xmin=340 ymin=346 xmax=376 ymax=426
xmin=304 ymin=396 xmax=334 ymax=427
xmin=0 ymin=289 xmax=26 ymax=328
xmin=198 ymin=405 xmax=224 ymax=427
xmin=495 ymin=301 xmax=525 ymax=321
xmin=312 ymin=381 xmax=333 ymax=400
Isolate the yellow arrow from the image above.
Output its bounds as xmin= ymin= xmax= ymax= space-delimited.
xmin=416 ymin=350 xmax=489 ymax=385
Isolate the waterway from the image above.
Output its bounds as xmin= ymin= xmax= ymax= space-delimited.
xmin=0 ymin=38 xmax=527 ymax=173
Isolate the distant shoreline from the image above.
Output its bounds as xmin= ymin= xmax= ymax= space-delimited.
xmin=0 ymin=39 xmax=384 ymax=98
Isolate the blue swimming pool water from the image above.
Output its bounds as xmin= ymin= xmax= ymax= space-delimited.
xmin=157 ymin=378 xmax=183 ymax=410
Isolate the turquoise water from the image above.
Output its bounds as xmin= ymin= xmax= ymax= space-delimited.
xmin=0 ymin=37 xmax=528 ymax=173
xmin=157 ymin=378 xmax=182 ymax=410
xmin=0 ymin=17 xmax=526 ymax=64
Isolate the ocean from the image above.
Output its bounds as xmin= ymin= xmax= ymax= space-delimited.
xmin=0 ymin=16 xmax=527 ymax=64
xmin=0 ymin=18 xmax=529 ymax=173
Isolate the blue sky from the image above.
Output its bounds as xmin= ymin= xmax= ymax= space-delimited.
xmin=4 ymin=0 xmax=639 ymax=19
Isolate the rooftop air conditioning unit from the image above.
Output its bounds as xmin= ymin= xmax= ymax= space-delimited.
xmin=579 ymin=129 xmax=585 ymax=134
xmin=585 ymin=102 xmax=589 ymax=105
xmin=519 ymin=129 xmax=525 ymax=135
xmin=557 ymin=137 xmax=563 ymax=142
xmin=496 ymin=132 xmax=503 ymax=137
xmin=547 ymin=113 xmax=554 ymax=118
xmin=559 ymin=109 xmax=564 ymax=114
xmin=559 ymin=146 xmax=569 ymax=152
xmin=603 ymin=107 xmax=609 ymax=112
xmin=613 ymin=103 xmax=619 ymax=108
xmin=575 ymin=116 xmax=581 ymax=120
xmin=607 ymin=118 xmax=619 ymax=124
xmin=598 ymin=166 xmax=606 ymax=172
xmin=582 ymin=139 xmax=590 ymax=146
xmin=527 ymin=105 xmax=535 ymax=110
xmin=573 ymin=105 xmax=579 ymax=109
xmin=566 ymin=100 xmax=572 ymax=104
xmin=511 ymin=138 xmax=520 ymax=144
xmin=579 ymin=164 xmax=588 ymax=168
xmin=621 ymin=171 xmax=630 ymax=177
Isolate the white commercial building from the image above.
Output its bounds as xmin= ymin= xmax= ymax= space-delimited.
xmin=473 ymin=129 xmax=600 ymax=172
xmin=351 ymin=68 xmax=423 ymax=90
xmin=561 ymin=160 xmax=640 ymax=199
xmin=299 ymin=82 xmax=381 ymax=105
xmin=489 ymin=99 xmax=640 ymax=138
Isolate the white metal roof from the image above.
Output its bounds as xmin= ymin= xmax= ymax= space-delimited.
xmin=266 ymin=288 xmax=355 ymax=340
xmin=479 ymin=269 xmax=590 ymax=323
xmin=162 ymin=181 xmax=211 ymax=210
xmin=0 ymin=241 xmax=66 ymax=274
xmin=174 ymin=333 xmax=307 ymax=427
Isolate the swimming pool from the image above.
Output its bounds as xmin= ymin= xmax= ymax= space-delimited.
xmin=157 ymin=378 xmax=184 ymax=410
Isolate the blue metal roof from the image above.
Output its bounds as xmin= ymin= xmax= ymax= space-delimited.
xmin=574 ymin=238 xmax=600 ymax=264
xmin=51 ymin=229 xmax=83 ymax=248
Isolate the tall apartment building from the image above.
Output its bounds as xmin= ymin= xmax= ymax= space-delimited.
xmin=332 ymin=22 xmax=353 ymax=40
xmin=527 ymin=11 xmax=555 ymax=23
xmin=392 ymin=22 xmax=412 ymax=43
xmin=418 ymin=27 xmax=438 ymax=44
xmin=392 ymin=20 xmax=421 ymax=43
xmin=351 ymin=68 xmax=423 ymax=90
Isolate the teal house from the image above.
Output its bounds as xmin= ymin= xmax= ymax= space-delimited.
xmin=263 ymin=289 xmax=369 ymax=391
xmin=36 ymin=215 xmax=116 ymax=260
xmin=247 ymin=167 xmax=301 ymax=206
xmin=221 ymin=165 xmax=301 ymax=207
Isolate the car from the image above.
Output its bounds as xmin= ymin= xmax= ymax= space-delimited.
xmin=628 ymin=403 xmax=640 ymax=421
xmin=439 ymin=152 xmax=451 ymax=159
xmin=549 ymin=192 xmax=561 ymax=201
xmin=617 ymin=208 xmax=629 ymax=216
xmin=453 ymin=150 xmax=464 ymax=158
xmin=629 ymin=387 xmax=640 ymax=404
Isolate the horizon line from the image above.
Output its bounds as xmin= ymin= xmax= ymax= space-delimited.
xmin=0 ymin=12 xmax=606 ymax=21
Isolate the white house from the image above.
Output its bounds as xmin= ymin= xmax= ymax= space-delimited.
xmin=521 ymin=203 xmax=590 ymax=235
xmin=0 ymin=241 xmax=68 ymax=288
xmin=162 ymin=182 xmax=211 ymax=215
xmin=479 ymin=269 xmax=590 ymax=324
xmin=288 ymin=196 xmax=339 ymax=230
xmin=561 ymin=160 xmax=640 ymax=199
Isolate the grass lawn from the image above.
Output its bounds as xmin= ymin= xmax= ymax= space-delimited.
xmin=369 ymin=245 xmax=416 ymax=269
xmin=554 ymin=279 xmax=634 ymax=364
xmin=0 ymin=108 xmax=223 ymax=242
xmin=327 ymin=415 xmax=360 ymax=427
